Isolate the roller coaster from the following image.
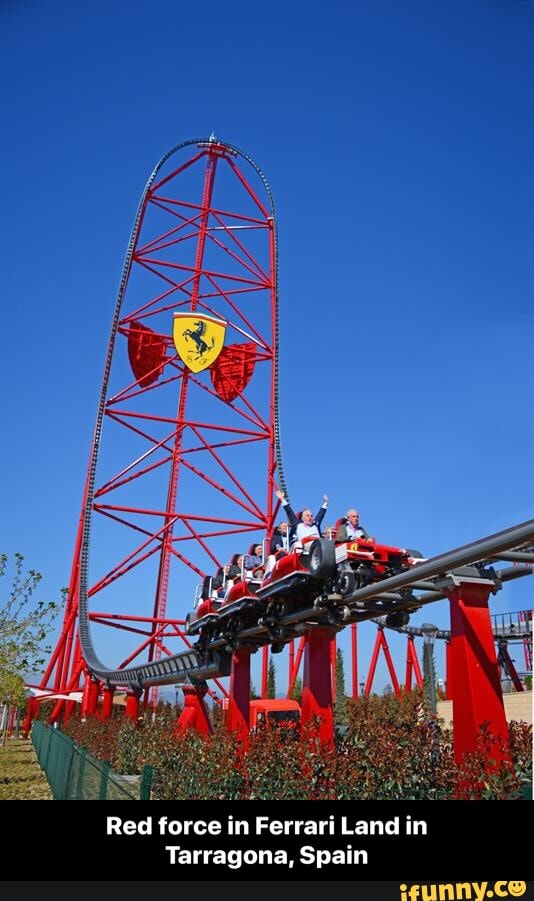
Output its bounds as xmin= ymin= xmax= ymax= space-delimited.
xmin=26 ymin=137 xmax=533 ymax=759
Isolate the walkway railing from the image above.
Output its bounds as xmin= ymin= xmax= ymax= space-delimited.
xmin=492 ymin=608 xmax=533 ymax=638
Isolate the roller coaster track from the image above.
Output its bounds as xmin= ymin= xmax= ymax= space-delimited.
xmin=73 ymin=138 xmax=533 ymax=696
xmin=79 ymin=518 xmax=534 ymax=691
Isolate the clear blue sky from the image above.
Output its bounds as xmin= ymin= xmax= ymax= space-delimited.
xmin=1 ymin=0 xmax=532 ymax=697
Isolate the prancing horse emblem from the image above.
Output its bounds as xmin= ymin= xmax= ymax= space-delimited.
xmin=173 ymin=312 xmax=226 ymax=373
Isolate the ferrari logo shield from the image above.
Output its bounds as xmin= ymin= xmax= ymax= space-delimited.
xmin=173 ymin=312 xmax=226 ymax=373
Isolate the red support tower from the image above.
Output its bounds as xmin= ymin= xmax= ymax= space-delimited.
xmin=125 ymin=691 xmax=142 ymax=724
xmin=301 ymin=627 xmax=336 ymax=747
xmin=175 ymin=682 xmax=212 ymax=736
xmin=34 ymin=137 xmax=285 ymax=722
xmin=101 ymin=687 xmax=115 ymax=720
xmin=225 ymin=649 xmax=251 ymax=744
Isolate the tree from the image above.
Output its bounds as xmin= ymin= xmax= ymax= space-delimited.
xmin=290 ymin=675 xmax=302 ymax=705
xmin=267 ymin=657 xmax=276 ymax=699
xmin=250 ymin=678 xmax=259 ymax=699
xmin=334 ymin=647 xmax=348 ymax=725
xmin=0 ymin=553 xmax=61 ymax=708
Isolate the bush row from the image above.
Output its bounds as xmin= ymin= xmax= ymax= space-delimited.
xmin=59 ymin=692 xmax=532 ymax=801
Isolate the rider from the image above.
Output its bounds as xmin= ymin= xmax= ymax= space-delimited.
xmin=335 ymin=509 xmax=370 ymax=542
xmin=262 ymin=492 xmax=328 ymax=583
xmin=295 ymin=503 xmax=328 ymax=542
xmin=269 ymin=520 xmax=290 ymax=555
xmin=210 ymin=554 xmax=244 ymax=596
xmin=244 ymin=543 xmax=263 ymax=571
xmin=210 ymin=565 xmax=227 ymax=597
xmin=227 ymin=553 xmax=244 ymax=580
xmin=275 ymin=489 xmax=329 ymax=545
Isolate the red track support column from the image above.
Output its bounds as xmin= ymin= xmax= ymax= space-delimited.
xmin=175 ymin=683 xmax=212 ymax=737
xmin=87 ymin=679 xmax=100 ymax=716
xmin=125 ymin=690 xmax=142 ymax=724
xmin=365 ymin=627 xmax=401 ymax=697
xmin=405 ymin=638 xmax=413 ymax=692
xmin=101 ymin=687 xmax=115 ymax=720
xmin=330 ymin=635 xmax=337 ymax=702
xmin=287 ymin=637 xmax=305 ymax=697
xmin=405 ymin=636 xmax=423 ymax=691
xmin=22 ymin=698 xmax=38 ymax=738
xmin=226 ymin=649 xmax=251 ymax=745
xmin=261 ymin=646 xmax=268 ymax=698
xmin=447 ymin=580 xmax=509 ymax=764
xmin=364 ymin=628 xmax=382 ymax=695
xmin=351 ymin=623 xmax=358 ymax=698
xmin=63 ymin=695 xmax=79 ymax=725
xmin=49 ymin=639 xmax=83 ymax=726
xmin=301 ymin=627 xmax=335 ymax=748
xmin=381 ymin=630 xmax=401 ymax=697
xmin=80 ymin=673 xmax=94 ymax=720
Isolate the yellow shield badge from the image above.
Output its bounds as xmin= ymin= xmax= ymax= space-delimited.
xmin=172 ymin=312 xmax=226 ymax=373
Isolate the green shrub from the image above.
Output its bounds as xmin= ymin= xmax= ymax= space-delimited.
xmin=59 ymin=691 xmax=531 ymax=801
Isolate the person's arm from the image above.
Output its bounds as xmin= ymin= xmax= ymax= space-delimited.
xmin=315 ymin=494 xmax=329 ymax=530
xmin=336 ymin=521 xmax=348 ymax=542
xmin=276 ymin=490 xmax=299 ymax=527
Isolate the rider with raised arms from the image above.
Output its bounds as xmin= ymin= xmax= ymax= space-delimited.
xmin=275 ymin=489 xmax=328 ymax=546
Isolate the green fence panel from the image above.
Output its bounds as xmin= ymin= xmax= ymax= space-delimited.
xmin=140 ymin=765 xmax=154 ymax=801
xmin=31 ymin=723 xmax=143 ymax=800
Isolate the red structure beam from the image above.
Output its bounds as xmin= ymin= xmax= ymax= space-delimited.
xmin=497 ymin=640 xmax=524 ymax=692
xmin=405 ymin=635 xmax=423 ymax=691
xmin=364 ymin=627 xmax=402 ymax=697
xmin=351 ymin=623 xmax=358 ymax=698
xmin=225 ymin=649 xmax=251 ymax=746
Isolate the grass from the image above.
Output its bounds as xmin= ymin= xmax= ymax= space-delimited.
xmin=0 ymin=737 xmax=53 ymax=800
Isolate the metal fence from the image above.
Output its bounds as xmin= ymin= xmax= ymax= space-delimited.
xmin=31 ymin=721 xmax=153 ymax=800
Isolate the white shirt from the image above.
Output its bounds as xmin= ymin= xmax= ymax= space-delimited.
xmin=296 ymin=522 xmax=320 ymax=541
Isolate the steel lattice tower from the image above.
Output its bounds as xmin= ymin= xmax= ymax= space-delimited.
xmin=38 ymin=137 xmax=285 ymax=717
